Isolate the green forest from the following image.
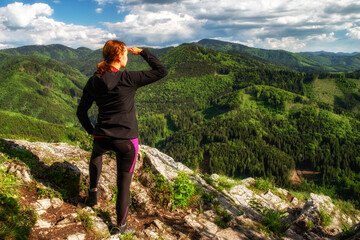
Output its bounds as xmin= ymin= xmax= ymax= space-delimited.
xmin=1 ymin=39 xmax=360 ymax=206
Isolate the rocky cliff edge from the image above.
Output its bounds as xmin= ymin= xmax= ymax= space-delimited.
xmin=1 ymin=138 xmax=360 ymax=240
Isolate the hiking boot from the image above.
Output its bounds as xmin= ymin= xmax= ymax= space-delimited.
xmin=109 ymin=222 xmax=135 ymax=235
xmin=85 ymin=189 xmax=97 ymax=207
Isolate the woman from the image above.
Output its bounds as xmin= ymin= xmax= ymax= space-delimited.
xmin=76 ymin=40 xmax=168 ymax=234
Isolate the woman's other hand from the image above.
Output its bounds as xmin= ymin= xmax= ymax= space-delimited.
xmin=128 ymin=47 xmax=143 ymax=55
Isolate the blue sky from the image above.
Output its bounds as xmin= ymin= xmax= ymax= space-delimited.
xmin=1 ymin=0 xmax=360 ymax=53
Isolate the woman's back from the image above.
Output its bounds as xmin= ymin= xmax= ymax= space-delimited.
xmin=77 ymin=46 xmax=168 ymax=139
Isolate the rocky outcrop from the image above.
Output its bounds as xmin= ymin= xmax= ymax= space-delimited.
xmin=1 ymin=138 xmax=360 ymax=240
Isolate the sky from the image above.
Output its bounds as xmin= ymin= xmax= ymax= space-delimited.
xmin=1 ymin=0 xmax=360 ymax=53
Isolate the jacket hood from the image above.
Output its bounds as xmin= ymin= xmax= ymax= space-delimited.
xmin=87 ymin=71 xmax=121 ymax=95
xmin=100 ymin=71 xmax=121 ymax=91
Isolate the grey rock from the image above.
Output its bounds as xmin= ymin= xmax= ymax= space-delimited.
xmin=3 ymin=139 xmax=88 ymax=162
xmin=3 ymin=160 xmax=32 ymax=183
xmin=34 ymin=219 xmax=52 ymax=228
xmin=210 ymin=174 xmax=220 ymax=181
xmin=306 ymin=193 xmax=358 ymax=233
xmin=216 ymin=228 xmax=251 ymax=240
xmin=160 ymin=232 xmax=178 ymax=240
xmin=32 ymin=199 xmax=52 ymax=215
xmin=241 ymin=177 xmax=256 ymax=186
xmin=140 ymin=145 xmax=193 ymax=181
xmin=51 ymin=197 xmax=63 ymax=209
xmin=261 ymin=189 xmax=289 ymax=211
xmin=290 ymin=196 xmax=300 ymax=207
xmin=178 ymin=232 xmax=190 ymax=240
xmin=229 ymin=215 xmax=269 ymax=240
xmin=185 ymin=212 xmax=219 ymax=239
xmin=144 ymin=228 xmax=159 ymax=239
xmin=309 ymin=193 xmax=334 ymax=212
xmin=153 ymin=219 xmax=164 ymax=231
xmin=277 ymin=187 xmax=289 ymax=196
xmin=131 ymin=181 xmax=156 ymax=215
xmin=201 ymin=210 xmax=217 ymax=222
xmin=55 ymin=214 xmax=77 ymax=228
xmin=82 ymin=206 xmax=109 ymax=233
xmin=138 ymin=171 xmax=154 ymax=188
xmin=67 ymin=233 xmax=86 ymax=240
xmin=283 ymin=226 xmax=305 ymax=240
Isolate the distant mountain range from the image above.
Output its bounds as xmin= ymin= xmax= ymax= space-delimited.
xmin=2 ymin=39 xmax=360 ymax=75
xmin=299 ymin=51 xmax=360 ymax=56
xmin=1 ymin=44 xmax=102 ymax=77
xmin=194 ymin=39 xmax=360 ymax=72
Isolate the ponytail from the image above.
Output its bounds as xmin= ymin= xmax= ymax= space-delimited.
xmin=96 ymin=40 xmax=127 ymax=74
xmin=96 ymin=61 xmax=113 ymax=74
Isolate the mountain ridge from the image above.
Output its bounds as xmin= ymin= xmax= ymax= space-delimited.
xmin=3 ymin=38 xmax=360 ymax=74
xmin=0 ymin=53 xmax=88 ymax=125
xmin=299 ymin=51 xmax=360 ymax=56
xmin=195 ymin=39 xmax=360 ymax=72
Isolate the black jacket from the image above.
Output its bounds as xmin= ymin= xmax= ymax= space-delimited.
xmin=76 ymin=49 xmax=168 ymax=139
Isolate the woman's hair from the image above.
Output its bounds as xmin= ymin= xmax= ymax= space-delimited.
xmin=96 ymin=40 xmax=127 ymax=74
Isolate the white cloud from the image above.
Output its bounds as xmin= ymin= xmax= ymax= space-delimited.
xmin=2 ymin=0 xmax=360 ymax=51
xmin=258 ymin=37 xmax=307 ymax=51
xmin=103 ymin=10 xmax=204 ymax=45
xmin=0 ymin=43 xmax=14 ymax=49
xmin=249 ymin=32 xmax=337 ymax=51
xmin=96 ymin=0 xmax=360 ymax=51
xmin=0 ymin=2 xmax=53 ymax=29
xmin=0 ymin=2 xmax=116 ymax=49
xmin=346 ymin=26 xmax=360 ymax=39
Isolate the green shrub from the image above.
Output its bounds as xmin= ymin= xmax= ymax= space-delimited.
xmin=75 ymin=209 xmax=93 ymax=232
xmin=339 ymin=224 xmax=358 ymax=240
xmin=319 ymin=210 xmax=332 ymax=227
xmin=213 ymin=201 xmax=232 ymax=228
xmin=250 ymin=198 xmax=287 ymax=235
xmin=217 ymin=175 xmax=240 ymax=191
xmin=0 ymin=168 xmax=37 ymax=239
xmin=308 ymin=219 xmax=314 ymax=228
xmin=120 ymin=232 xmax=135 ymax=240
xmin=202 ymin=191 xmax=217 ymax=204
xmin=36 ymin=184 xmax=62 ymax=199
xmin=171 ymin=172 xmax=196 ymax=210
xmin=253 ymin=178 xmax=275 ymax=192
xmin=202 ymin=173 xmax=216 ymax=188
xmin=154 ymin=174 xmax=173 ymax=207
xmin=111 ymin=185 xmax=118 ymax=204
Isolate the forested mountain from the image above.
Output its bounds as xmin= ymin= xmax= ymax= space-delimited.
xmin=1 ymin=44 xmax=102 ymax=77
xmin=0 ymin=110 xmax=88 ymax=143
xmin=195 ymin=39 xmax=360 ymax=72
xmin=1 ymin=44 xmax=93 ymax=62
xmin=0 ymin=44 xmax=170 ymax=77
xmin=298 ymin=52 xmax=360 ymax=72
xmin=0 ymin=52 xmax=87 ymax=125
xmin=1 ymin=41 xmax=360 ymax=207
xmin=300 ymin=51 xmax=360 ymax=56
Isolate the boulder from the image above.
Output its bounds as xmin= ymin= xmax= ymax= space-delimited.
xmin=140 ymin=145 xmax=193 ymax=181
xmin=2 ymin=160 xmax=32 ymax=183
xmin=216 ymin=228 xmax=251 ymax=240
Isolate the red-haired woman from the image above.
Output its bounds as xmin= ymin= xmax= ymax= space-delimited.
xmin=77 ymin=40 xmax=168 ymax=234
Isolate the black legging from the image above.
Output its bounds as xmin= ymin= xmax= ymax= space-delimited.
xmin=89 ymin=137 xmax=138 ymax=225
